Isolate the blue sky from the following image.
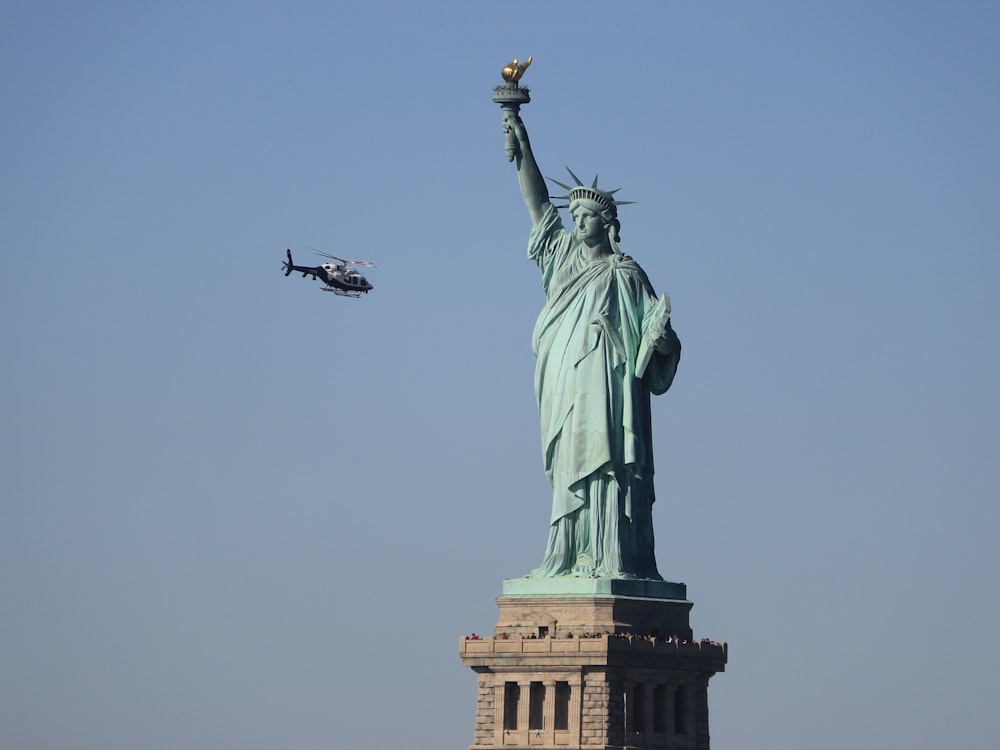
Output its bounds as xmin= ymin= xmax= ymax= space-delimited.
xmin=2 ymin=2 xmax=998 ymax=748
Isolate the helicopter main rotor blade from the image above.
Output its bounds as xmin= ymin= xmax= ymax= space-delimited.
xmin=307 ymin=247 xmax=378 ymax=268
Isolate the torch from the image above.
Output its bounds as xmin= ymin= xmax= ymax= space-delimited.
xmin=493 ymin=57 xmax=532 ymax=162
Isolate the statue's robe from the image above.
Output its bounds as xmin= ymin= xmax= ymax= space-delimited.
xmin=528 ymin=205 xmax=680 ymax=578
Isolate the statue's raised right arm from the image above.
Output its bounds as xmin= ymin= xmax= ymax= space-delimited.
xmin=502 ymin=111 xmax=550 ymax=228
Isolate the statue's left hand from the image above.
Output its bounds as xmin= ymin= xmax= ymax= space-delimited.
xmin=646 ymin=295 xmax=678 ymax=355
xmin=637 ymin=307 xmax=680 ymax=386
xmin=653 ymin=321 xmax=680 ymax=356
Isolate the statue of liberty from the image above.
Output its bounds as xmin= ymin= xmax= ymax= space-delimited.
xmin=501 ymin=107 xmax=682 ymax=581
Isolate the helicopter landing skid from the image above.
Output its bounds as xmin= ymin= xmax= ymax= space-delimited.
xmin=322 ymin=287 xmax=363 ymax=298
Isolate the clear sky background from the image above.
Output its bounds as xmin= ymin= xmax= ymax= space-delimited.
xmin=2 ymin=2 xmax=998 ymax=748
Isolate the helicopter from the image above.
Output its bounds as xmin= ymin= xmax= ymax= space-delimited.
xmin=282 ymin=248 xmax=377 ymax=297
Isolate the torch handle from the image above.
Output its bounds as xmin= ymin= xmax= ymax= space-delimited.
xmin=501 ymin=103 xmax=521 ymax=162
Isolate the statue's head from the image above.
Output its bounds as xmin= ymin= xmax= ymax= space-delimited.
xmin=550 ymin=168 xmax=632 ymax=246
xmin=569 ymin=195 xmax=621 ymax=244
xmin=568 ymin=187 xmax=619 ymax=221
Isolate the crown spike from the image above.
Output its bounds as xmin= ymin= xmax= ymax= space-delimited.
xmin=565 ymin=166 xmax=585 ymax=186
xmin=547 ymin=176 xmax=576 ymax=193
xmin=592 ymin=174 xmax=600 ymax=188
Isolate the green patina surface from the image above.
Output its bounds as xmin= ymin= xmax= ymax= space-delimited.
xmin=500 ymin=74 xmax=682 ymax=585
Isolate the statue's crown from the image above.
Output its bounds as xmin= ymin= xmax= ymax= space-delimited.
xmin=567 ymin=185 xmax=618 ymax=215
xmin=549 ymin=168 xmax=633 ymax=217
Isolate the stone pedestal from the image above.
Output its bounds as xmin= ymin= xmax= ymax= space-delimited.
xmin=460 ymin=579 xmax=726 ymax=750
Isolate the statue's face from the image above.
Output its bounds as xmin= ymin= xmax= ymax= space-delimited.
xmin=571 ymin=204 xmax=607 ymax=247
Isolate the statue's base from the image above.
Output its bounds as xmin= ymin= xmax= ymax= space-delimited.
xmin=460 ymin=579 xmax=726 ymax=749
xmin=497 ymin=577 xmax=692 ymax=640
xmin=502 ymin=576 xmax=687 ymax=599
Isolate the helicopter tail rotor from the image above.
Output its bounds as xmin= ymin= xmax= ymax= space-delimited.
xmin=283 ymin=249 xmax=294 ymax=276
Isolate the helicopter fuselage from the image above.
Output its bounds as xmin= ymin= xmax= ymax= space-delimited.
xmin=286 ymin=262 xmax=373 ymax=296
xmin=283 ymin=249 xmax=375 ymax=297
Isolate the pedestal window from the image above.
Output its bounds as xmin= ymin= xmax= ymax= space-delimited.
xmin=503 ymin=682 xmax=520 ymax=730
xmin=554 ymin=681 xmax=571 ymax=731
xmin=529 ymin=682 xmax=545 ymax=731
